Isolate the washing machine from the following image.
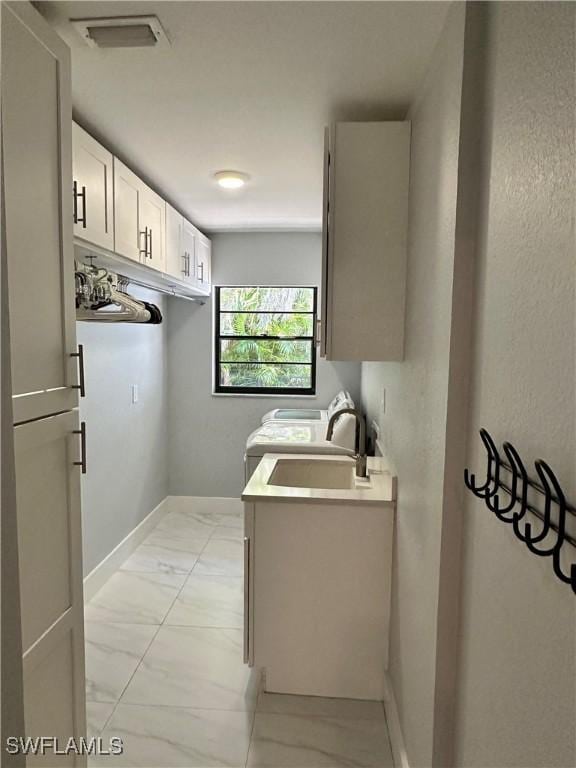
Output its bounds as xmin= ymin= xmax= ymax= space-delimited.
xmin=245 ymin=412 xmax=356 ymax=483
xmin=260 ymin=390 xmax=354 ymax=425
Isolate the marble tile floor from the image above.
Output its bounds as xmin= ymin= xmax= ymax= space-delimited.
xmin=85 ymin=497 xmax=394 ymax=768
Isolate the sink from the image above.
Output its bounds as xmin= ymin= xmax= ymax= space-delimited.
xmin=268 ymin=458 xmax=361 ymax=490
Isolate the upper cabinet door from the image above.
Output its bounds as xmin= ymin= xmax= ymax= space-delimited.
xmin=196 ymin=233 xmax=212 ymax=292
xmin=2 ymin=1 xmax=79 ymax=424
xmin=113 ymin=158 xmax=142 ymax=262
xmin=72 ymin=123 xmax=114 ymax=251
xmin=182 ymin=219 xmax=198 ymax=285
xmin=321 ymin=122 xmax=410 ymax=362
xmin=165 ymin=203 xmax=185 ymax=278
xmin=139 ymin=182 xmax=166 ymax=272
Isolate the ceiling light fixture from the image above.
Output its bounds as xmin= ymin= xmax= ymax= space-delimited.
xmin=214 ymin=171 xmax=248 ymax=189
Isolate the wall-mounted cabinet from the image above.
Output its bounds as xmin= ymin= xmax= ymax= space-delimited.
xmin=73 ymin=122 xmax=210 ymax=298
xmin=139 ymin=182 xmax=166 ymax=272
xmin=196 ymin=232 xmax=212 ymax=291
xmin=164 ymin=203 xmax=211 ymax=295
xmin=321 ymin=121 xmax=410 ymax=361
xmin=72 ymin=123 xmax=114 ymax=251
xmin=113 ymin=158 xmax=141 ymax=262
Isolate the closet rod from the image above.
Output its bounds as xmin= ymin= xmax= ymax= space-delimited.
xmin=118 ymin=274 xmax=207 ymax=305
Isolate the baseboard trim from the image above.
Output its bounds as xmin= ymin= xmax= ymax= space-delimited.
xmin=83 ymin=496 xmax=171 ymax=603
xmin=383 ymin=672 xmax=410 ymax=768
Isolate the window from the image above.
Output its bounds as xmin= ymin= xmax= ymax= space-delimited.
xmin=214 ymin=286 xmax=317 ymax=395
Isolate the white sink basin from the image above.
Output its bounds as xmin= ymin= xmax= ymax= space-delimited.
xmin=268 ymin=458 xmax=363 ymax=490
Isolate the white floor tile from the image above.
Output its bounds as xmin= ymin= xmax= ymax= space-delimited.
xmin=98 ymin=704 xmax=253 ymax=767
xmin=121 ymin=626 xmax=259 ymax=711
xmin=154 ymin=511 xmax=215 ymax=541
xmin=257 ymin=692 xmax=386 ymax=720
xmin=86 ymin=702 xmax=116 ymax=739
xmin=195 ymin=539 xmax=244 ymax=577
xmin=211 ymin=526 xmax=244 ymax=541
xmin=247 ymin=713 xmax=394 ymax=767
xmin=85 ymin=572 xmax=186 ymax=625
xmin=121 ymin=542 xmax=200 ymax=575
xmin=164 ymin=572 xmax=244 ymax=628
xmin=85 ymin=623 xmax=158 ymax=702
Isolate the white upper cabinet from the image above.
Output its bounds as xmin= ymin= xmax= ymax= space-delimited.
xmin=321 ymin=122 xmax=410 ymax=362
xmin=196 ymin=232 xmax=212 ymax=292
xmin=114 ymin=158 xmax=142 ymax=262
xmin=72 ymin=122 xmax=114 ymax=250
xmin=182 ymin=219 xmax=198 ymax=285
xmin=139 ymin=182 xmax=166 ymax=272
xmin=165 ymin=204 xmax=199 ymax=285
xmin=165 ymin=203 xmax=185 ymax=279
xmin=76 ymin=130 xmax=210 ymax=294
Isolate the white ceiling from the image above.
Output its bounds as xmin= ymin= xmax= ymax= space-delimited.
xmin=40 ymin=1 xmax=448 ymax=232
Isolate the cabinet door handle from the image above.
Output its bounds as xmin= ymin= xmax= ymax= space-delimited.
xmin=73 ymin=421 xmax=87 ymax=474
xmin=73 ymin=181 xmax=78 ymax=224
xmin=140 ymin=227 xmax=149 ymax=259
xmin=182 ymin=252 xmax=188 ymax=276
xmin=243 ymin=536 xmax=250 ymax=664
xmin=71 ymin=344 xmax=86 ymax=397
xmin=148 ymin=229 xmax=153 ymax=260
xmin=198 ymin=262 xmax=204 ymax=283
xmin=187 ymin=254 xmax=191 ymax=276
xmin=73 ymin=182 xmax=87 ymax=228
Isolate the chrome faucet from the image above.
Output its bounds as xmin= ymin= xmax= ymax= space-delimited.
xmin=326 ymin=407 xmax=368 ymax=478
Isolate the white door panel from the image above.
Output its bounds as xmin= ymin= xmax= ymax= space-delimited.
xmin=3 ymin=3 xmax=78 ymax=423
xmin=2 ymin=4 xmax=87 ymax=763
xmin=113 ymin=159 xmax=141 ymax=262
xmin=139 ymin=184 xmax=166 ymax=272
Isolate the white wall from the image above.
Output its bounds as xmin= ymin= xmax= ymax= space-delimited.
xmin=363 ymin=3 xmax=576 ymax=767
xmin=167 ymin=232 xmax=361 ymax=497
xmin=455 ymin=4 xmax=576 ymax=767
xmin=361 ymin=4 xmax=467 ymax=766
xmin=78 ymin=288 xmax=169 ymax=575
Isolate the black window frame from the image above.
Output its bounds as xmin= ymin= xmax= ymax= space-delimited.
xmin=214 ymin=285 xmax=318 ymax=396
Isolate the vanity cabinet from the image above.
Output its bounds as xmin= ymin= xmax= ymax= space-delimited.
xmin=321 ymin=121 xmax=410 ymax=361
xmin=242 ymin=454 xmax=395 ymax=701
xmin=72 ymin=123 xmax=114 ymax=250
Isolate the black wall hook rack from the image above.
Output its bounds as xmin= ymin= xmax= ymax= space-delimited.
xmin=465 ymin=429 xmax=576 ymax=594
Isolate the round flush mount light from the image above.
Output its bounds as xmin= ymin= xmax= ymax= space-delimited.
xmin=214 ymin=171 xmax=249 ymax=189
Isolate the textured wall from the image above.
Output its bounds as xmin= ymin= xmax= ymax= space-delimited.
xmin=361 ymin=5 xmax=467 ymax=765
xmin=77 ymin=288 xmax=169 ymax=575
xmin=455 ymin=4 xmax=576 ymax=766
xmin=167 ymin=232 xmax=361 ymax=497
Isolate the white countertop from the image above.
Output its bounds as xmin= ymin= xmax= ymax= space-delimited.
xmin=242 ymin=453 xmax=397 ymax=507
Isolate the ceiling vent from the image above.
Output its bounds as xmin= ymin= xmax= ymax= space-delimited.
xmin=71 ymin=16 xmax=170 ymax=49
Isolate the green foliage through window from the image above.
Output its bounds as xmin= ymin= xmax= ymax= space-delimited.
xmin=215 ymin=286 xmax=317 ymax=394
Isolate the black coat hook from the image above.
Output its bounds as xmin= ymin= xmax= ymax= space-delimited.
xmin=523 ymin=461 xmax=559 ymax=555
xmin=465 ymin=428 xmax=500 ymax=500
xmin=465 ymin=429 xmax=576 ymax=595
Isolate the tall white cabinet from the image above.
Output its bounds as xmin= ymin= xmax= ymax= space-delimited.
xmin=321 ymin=122 xmax=410 ymax=361
xmin=2 ymin=3 xmax=87 ymax=763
